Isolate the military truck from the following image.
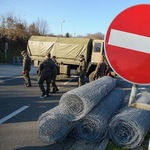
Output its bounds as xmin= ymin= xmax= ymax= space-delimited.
xmin=27 ymin=35 xmax=114 ymax=80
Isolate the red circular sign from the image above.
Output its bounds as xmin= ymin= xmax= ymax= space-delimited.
xmin=105 ymin=4 xmax=150 ymax=85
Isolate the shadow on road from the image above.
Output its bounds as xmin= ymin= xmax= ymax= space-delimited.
xmin=14 ymin=136 xmax=76 ymax=150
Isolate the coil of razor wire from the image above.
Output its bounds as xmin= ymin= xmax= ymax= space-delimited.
xmin=109 ymin=91 xmax=150 ymax=149
xmin=73 ymin=87 xmax=125 ymax=143
xmin=59 ymin=76 xmax=116 ymax=121
xmin=38 ymin=104 xmax=75 ymax=144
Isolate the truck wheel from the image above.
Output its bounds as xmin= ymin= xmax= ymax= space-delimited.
xmin=70 ymin=69 xmax=78 ymax=76
xmin=89 ymin=71 xmax=95 ymax=82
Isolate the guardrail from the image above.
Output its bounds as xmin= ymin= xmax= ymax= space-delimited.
xmin=13 ymin=56 xmax=23 ymax=65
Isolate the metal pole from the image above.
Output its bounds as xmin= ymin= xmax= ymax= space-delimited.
xmin=5 ymin=50 xmax=7 ymax=59
xmin=128 ymin=84 xmax=138 ymax=106
xmin=61 ymin=20 xmax=65 ymax=37
xmin=128 ymin=85 xmax=150 ymax=111
xmin=5 ymin=43 xmax=8 ymax=59
xmin=61 ymin=22 xmax=62 ymax=37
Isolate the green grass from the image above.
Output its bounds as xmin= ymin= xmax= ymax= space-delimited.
xmin=145 ymin=129 xmax=150 ymax=139
xmin=105 ymin=140 xmax=129 ymax=150
xmin=142 ymin=145 xmax=148 ymax=149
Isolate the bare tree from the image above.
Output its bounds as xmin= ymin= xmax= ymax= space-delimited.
xmin=76 ymin=35 xmax=83 ymax=38
xmin=28 ymin=22 xmax=39 ymax=35
xmin=0 ymin=16 xmax=6 ymax=38
xmin=35 ymin=18 xmax=49 ymax=35
xmin=85 ymin=32 xmax=104 ymax=40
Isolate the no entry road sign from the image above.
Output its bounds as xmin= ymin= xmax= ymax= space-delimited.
xmin=105 ymin=4 xmax=150 ymax=85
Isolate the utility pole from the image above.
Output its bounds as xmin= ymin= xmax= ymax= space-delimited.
xmin=61 ymin=20 xmax=65 ymax=37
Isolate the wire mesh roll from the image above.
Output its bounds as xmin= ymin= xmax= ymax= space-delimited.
xmin=73 ymin=87 xmax=125 ymax=143
xmin=38 ymin=104 xmax=75 ymax=144
xmin=109 ymin=91 xmax=150 ymax=148
xmin=59 ymin=76 xmax=116 ymax=121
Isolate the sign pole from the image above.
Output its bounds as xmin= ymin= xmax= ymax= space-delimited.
xmin=128 ymin=84 xmax=150 ymax=111
xmin=128 ymin=84 xmax=138 ymax=106
xmin=5 ymin=50 xmax=7 ymax=59
xmin=5 ymin=43 xmax=8 ymax=59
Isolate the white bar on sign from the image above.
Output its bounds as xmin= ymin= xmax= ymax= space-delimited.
xmin=0 ymin=106 xmax=29 ymax=124
xmin=108 ymin=29 xmax=150 ymax=54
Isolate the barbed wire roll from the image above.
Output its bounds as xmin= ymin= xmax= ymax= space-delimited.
xmin=59 ymin=76 xmax=116 ymax=121
xmin=73 ymin=87 xmax=125 ymax=143
xmin=109 ymin=91 xmax=150 ymax=149
xmin=38 ymin=104 xmax=75 ymax=144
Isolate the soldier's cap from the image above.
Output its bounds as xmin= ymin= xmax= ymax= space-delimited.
xmin=47 ymin=53 xmax=51 ymax=57
xmin=80 ymin=55 xmax=84 ymax=58
xmin=52 ymin=56 xmax=56 ymax=59
xmin=21 ymin=50 xmax=26 ymax=55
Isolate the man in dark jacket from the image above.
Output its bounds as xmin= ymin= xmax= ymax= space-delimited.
xmin=50 ymin=56 xmax=59 ymax=93
xmin=93 ymin=55 xmax=107 ymax=80
xmin=21 ymin=50 xmax=31 ymax=87
xmin=78 ymin=55 xmax=87 ymax=87
xmin=38 ymin=53 xmax=55 ymax=98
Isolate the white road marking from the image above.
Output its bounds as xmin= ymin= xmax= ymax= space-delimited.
xmin=0 ymin=106 xmax=29 ymax=124
xmin=108 ymin=29 xmax=150 ymax=54
xmin=0 ymin=76 xmax=23 ymax=83
xmin=63 ymin=76 xmax=77 ymax=85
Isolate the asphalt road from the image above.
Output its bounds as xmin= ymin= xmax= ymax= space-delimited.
xmin=0 ymin=65 xmax=150 ymax=150
xmin=0 ymin=65 xmax=80 ymax=150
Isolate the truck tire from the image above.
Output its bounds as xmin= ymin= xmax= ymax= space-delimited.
xmin=70 ymin=69 xmax=78 ymax=76
xmin=89 ymin=71 xmax=95 ymax=82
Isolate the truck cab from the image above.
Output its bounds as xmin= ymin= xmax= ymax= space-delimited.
xmin=87 ymin=39 xmax=116 ymax=81
xmin=91 ymin=40 xmax=104 ymax=63
xmin=86 ymin=40 xmax=104 ymax=77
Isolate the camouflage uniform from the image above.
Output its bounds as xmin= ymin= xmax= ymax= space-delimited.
xmin=38 ymin=57 xmax=55 ymax=95
xmin=93 ymin=59 xmax=107 ymax=80
xmin=22 ymin=54 xmax=31 ymax=86
xmin=50 ymin=59 xmax=59 ymax=92
xmin=78 ymin=59 xmax=87 ymax=87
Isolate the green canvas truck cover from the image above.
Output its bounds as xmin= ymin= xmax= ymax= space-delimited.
xmin=27 ymin=35 xmax=92 ymax=65
xmin=27 ymin=36 xmax=58 ymax=57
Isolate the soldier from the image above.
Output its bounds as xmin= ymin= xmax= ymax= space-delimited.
xmin=93 ymin=55 xmax=107 ymax=80
xmin=50 ymin=56 xmax=59 ymax=93
xmin=37 ymin=53 xmax=55 ymax=98
xmin=78 ymin=55 xmax=87 ymax=87
xmin=21 ymin=50 xmax=31 ymax=87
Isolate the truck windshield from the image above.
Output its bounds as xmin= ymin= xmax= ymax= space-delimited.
xmin=94 ymin=43 xmax=101 ymax=52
